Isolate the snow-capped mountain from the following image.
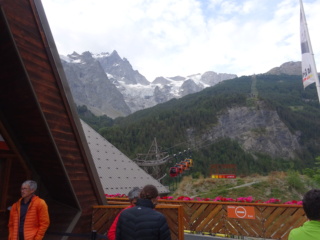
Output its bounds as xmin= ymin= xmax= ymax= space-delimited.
xmin=60 ymin=51 xmax=237 ymax=118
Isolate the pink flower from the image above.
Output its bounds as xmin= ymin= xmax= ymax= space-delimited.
xmin=236 ymin=197 xmax=245 ymax=202
xmin=283 ymin=200 xmax=302 ymax=205
xmin=264 ymin=198 xmax=281 ymax=203
xmin=236 ymin=196 xmax=253 ymax=202
xmin=213 ymin=196 xmax=223 ymax=201
xmin=183 ymin=197 xmax=192 ymax=201
xmin=225 ymin=198 xmax=235 ymax=202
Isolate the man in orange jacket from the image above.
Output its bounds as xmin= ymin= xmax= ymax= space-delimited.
xmin=107 ymin=187 xmax=140 ymax=240
xmin=8 ymin=180 xmax=50 ymax=240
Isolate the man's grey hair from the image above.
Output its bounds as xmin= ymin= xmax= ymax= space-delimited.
xmin=22 ymin=180 xmax=37 ymax=191
xmin=128 ymin=187 xmax=140 ymax=200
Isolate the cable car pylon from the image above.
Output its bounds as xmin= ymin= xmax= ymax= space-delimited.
xmin=133 ymin=137 xmax=171 ymax=181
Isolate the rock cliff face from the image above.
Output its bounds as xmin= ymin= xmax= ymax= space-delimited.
xmin=61 ymin=52 xmax=131 ymax=118
xmin=97 ymin=50 xmax=149 ymax=85
xmin=189 ymin=102 xmax=301 ymax=159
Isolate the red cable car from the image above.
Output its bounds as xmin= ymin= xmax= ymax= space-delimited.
xmin=180 ymin=161 xmax=190 ymax=170
xmin=174 ymin=164 xmax=184 ymax=174
xmin=169 ymin=167 xmax=179 ymax=177
xmin=185 ymin=158 xmax=193 ymax=167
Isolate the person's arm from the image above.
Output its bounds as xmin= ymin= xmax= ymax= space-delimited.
xmin=288 ymin=229 xmax=295 ymax=240
xmin=159 ymin=216 xmax=171 ymax=240
xmin=116 ymin=214 xmax=124 ymax=240
xmin=107 ymin=211 xmax=122 ymax=240
xmin=35 ymin=200 xmax=50 ymax=240
xmin=8 ymin=203 xmax=16 ymax=240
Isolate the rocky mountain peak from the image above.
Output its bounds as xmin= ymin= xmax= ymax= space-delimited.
xmin=180 ymin=79 xmax=202 ymax=97
xmin=201 ymin=71 xmax=237 ymax=86
xmin=108 ymin=50 xmax=122 ymax=63
xmin=61 ymin=50 xmax=240 ymax=118
xmin=152 ymin=77 xmax=171 ymax=85
xmin=61 ymin=51 xmax=131 ymax=118
xmin=266 ymin=61 xmax=302 ymax=75
xmin=65 ymin=51 xmax=95 ymax=64
xmin=67 ymin=51 xmax=81 ymax=60
xmin=170 ymin=76 xmax=186 ymax=81
xmin=95 ymin=50 xmax=149 ymax=86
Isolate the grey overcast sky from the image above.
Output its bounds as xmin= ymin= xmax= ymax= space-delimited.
xmin=41 ymin=0 xmax=320 ymax=81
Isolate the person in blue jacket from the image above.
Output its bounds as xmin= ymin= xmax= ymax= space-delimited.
xmin=288 ymin=189 xmax=320 ymax=240
xmin=116 ymin=184 xmax=171 ymax=240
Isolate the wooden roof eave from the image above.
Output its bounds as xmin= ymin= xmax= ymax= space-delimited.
xmin=32 ymin=0 xmax=107 ymax=205
xmin=0 ymin=4 xmax=81 ymax=204
xmin=0 ymin=6 xmax=85 ymax=235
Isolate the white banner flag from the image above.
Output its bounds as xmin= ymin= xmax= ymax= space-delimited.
xmin=300 ymin=0 xmax=320 ymax=102
xmin=300 ymin=0 xmax=317 ymax=88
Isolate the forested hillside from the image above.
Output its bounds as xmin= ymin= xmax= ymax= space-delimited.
xmin=77 ymin=74 xmax=320 ymax=186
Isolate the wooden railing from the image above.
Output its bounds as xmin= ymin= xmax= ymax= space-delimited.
xmin=92 ymin=204 xmax=184 ymax=240
xmin=104 ymin=198 xmax=307 ymax=240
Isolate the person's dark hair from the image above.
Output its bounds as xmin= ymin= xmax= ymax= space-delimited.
xmin=302 ymin=189 xmax=320 ymax=220
xmin=139 ymin=185 xmax=158 ymax=200
xmin=128 ymin=187 xmax=140 ymax=201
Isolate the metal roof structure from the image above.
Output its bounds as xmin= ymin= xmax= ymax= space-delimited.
xmin=81 ymin=120 xmax=170 ymax=195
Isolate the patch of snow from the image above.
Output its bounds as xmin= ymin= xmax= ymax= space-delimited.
xmin=92 ymin=52 xmax=110 ymax=58
xmin=118 ymin=82 xmax=154 ymax=97
xmin=106 ymin=73 xmax=114 ymax=79
xmin=187 ymin=73 xmax=202 ymax=84
xmin=72 ymin=59 xmax=82 ymax=63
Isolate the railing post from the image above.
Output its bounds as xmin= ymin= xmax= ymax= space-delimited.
xmin=91 ymin=230 xmax=97 ymax=240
